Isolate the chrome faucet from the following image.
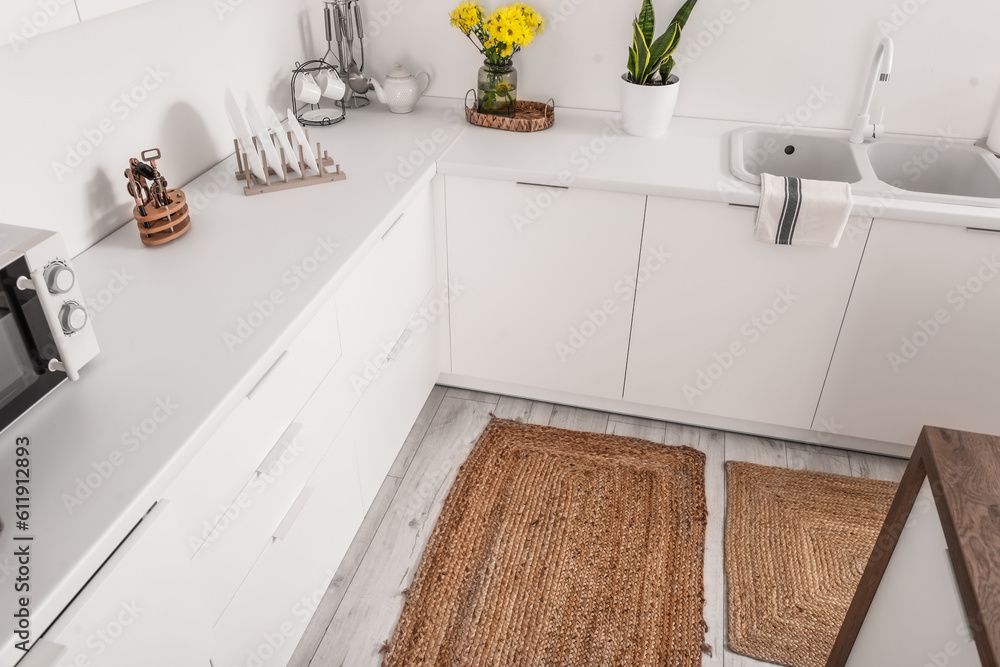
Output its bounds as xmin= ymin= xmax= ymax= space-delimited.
xmin=850 ymin=37 xmax=894 ymax=144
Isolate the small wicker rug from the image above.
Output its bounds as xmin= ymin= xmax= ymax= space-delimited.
xmin=725 ymin=462 xmax=898 ymax=667
xmin=383 ymin=417 xmax=710 ymax=666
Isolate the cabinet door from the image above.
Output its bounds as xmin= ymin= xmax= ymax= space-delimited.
xmin=349 ymin=289 xmax=442 ymax=511
xmin=624 ymin=197 xmax=869 ymax=430
xmin=815 ymin=219 xmax=1000 ymax=445
xmin=447 ymin=176 xmax=646 ymax=399
xmin=43 ymin=501 xmax=212 ymax=667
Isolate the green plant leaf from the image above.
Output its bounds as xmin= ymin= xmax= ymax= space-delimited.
xmin=628 ymin=45 xmax=637 ymax=81
xmin=637 ymin=0 xmax=655 ymax=46
xmin=632 ymin=20 xmax=652 ymax=83
xmin=670 ymin=0 xmax=699 ymax=30
xmin=660 ymin=55 xmax=675 ymax=82
xmin=647 ymin=20 xmax=680 ymax=73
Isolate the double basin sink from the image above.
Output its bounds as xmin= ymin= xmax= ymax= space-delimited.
xmin=730 ymin=127 xmax=1000 ymax=208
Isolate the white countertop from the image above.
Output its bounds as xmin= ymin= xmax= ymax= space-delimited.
xmin=3 ymin=97 xmax=998 ymax=664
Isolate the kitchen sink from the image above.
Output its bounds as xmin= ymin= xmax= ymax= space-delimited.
xmin=866 ymin=139 xmax=1000 ymax=199
xmin=730 ymin=128 xmax=864 ymax=185
xmin=729 ymin=127 xmax=1000 ymax=208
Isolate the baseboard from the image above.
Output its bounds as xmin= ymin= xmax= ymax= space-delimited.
xmin=436 ymin=372 xmax=913 ymax=459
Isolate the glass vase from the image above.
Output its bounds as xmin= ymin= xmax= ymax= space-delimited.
xmin=477 ymin=60 xmax=518 ymax=117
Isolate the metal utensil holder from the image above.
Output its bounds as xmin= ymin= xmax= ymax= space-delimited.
xmin=290 ymin=59 xmax=346 ymax=127
xmin=324 ymin=0 xmax=370 ymax=109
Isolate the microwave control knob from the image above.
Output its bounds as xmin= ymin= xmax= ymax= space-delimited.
xmin=44 ymin=263 xmax=75 ymax=294
xmin=60 ymin=302 xmax=88 ymax=334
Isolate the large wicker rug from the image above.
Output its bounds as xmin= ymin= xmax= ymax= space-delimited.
xmin=724 ymin=462 xmax=898 ymax=667
xmin=383 ymin=417 xmax=710 ymax=666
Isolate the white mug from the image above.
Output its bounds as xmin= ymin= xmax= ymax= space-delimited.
xmin=294 ymin=73 xmax=321 ymax=104
xmin=316 ymin=70 xmax=347 ymax=101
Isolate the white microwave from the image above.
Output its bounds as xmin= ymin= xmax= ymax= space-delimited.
xmin=0 ymin=224 xmax=98 ymax=432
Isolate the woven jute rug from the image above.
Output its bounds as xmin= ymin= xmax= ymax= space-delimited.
xmin=725 ymin=462 xmax=898 ymax=667
xmin=383 ymin=417 xmax=710 ymax=666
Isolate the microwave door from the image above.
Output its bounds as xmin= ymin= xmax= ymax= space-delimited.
xmin=0 ymin=257 xmax=66 ymax=432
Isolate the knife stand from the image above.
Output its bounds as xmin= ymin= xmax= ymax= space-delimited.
xmin=134 ymin=188 xmax=192 ymax=246
xmin=234 ymin=131 xmax=346 ymax=196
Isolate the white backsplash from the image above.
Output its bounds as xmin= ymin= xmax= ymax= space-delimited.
xmin=357 ymin=0 xmax=1000 ymax=141
xmin=0 ymin=0 xmax=313 ymax=257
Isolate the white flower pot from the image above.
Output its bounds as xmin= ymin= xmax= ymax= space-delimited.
xmin=620 ymin=74 xmax=680 ymax=138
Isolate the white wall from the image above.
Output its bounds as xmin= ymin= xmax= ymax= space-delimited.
xmin=0 ymin=0 xmax=316 ymax=256
xmin=358 ymin=0 xmax=1000 ymax=141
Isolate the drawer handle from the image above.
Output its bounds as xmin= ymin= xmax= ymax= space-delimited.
xmin=273 ymin=486 xmax=314 ymax=541
xmin=16 ymin=639 xmax=67 ymax=666
xmin=728 ymin=203 xmax=760 ymax=210
xmin=515 ymin=181 xmax=569 ymax=190
xmin=387 ymin=327 xmax=414 ymax=363
xmin=257 ymin=422 xmax=303 ymax=475
xmin=966 ymin=226 xmax=1000 ymax=234
xmin=382 ymin=213 xmax=405 ymax=240
xmin=246 ymin=350 xmax=289 ymax=400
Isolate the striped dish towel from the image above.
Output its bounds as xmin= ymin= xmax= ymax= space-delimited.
xmin=755 ymin=173 xmax=853 ymax=247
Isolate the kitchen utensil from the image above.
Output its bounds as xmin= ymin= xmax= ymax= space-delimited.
xmin=316 ymin=69 xmax=347 ymax=100
xmin=225 ymin=89 xmax=266 ymax=182
xmin=294 ymin=72 xmax=322 ymax=104
xmin=371 ymin=62 xmax=431 ymax=113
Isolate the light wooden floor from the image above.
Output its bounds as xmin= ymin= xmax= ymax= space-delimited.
xmin=290 ymin=385 xmax=909 ymax=667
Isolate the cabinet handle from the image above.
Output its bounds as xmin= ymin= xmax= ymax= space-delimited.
xmin=387 ymin=327 xmax=414 ymax=363
xmin=257 ymin=422 xmax=303 ymax=475
xmin=515 ymin=181 xmax=569 ymax=190
xmin=16 ymin=639 xmax=67 ymax=666
xmin=382 ymin=213 xmax=405 ymax=240
xmin=246 ymin=350 xmax=288 ymax=400
xmin=273 ymin=486 xmax=314 ymax=540
xmin=966 ymin=226 xmax=1000 ymax=234
xmin=728 ymin=203 xmax=760 ymax=210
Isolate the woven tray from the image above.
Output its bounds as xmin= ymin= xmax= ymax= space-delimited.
xmin=464 ymin=90 xmax=554 ymax=132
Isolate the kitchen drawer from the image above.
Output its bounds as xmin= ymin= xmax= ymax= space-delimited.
xmin=334 ymin=185 xmax=436 ymax=404
xmin=164 ymin=293 xmax=342 ymax=554
xmin=37 ymin=501 xmax=212 ymax=667
xmin=190 ymin=320 xmax=359 ymax=625
xmin=211 ymin=421 xmax=364 ymax=667
xmin=351 ymin=288 xmax=443 ymax=510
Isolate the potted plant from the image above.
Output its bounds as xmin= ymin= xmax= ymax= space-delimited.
xmin=621 ymin=0 xmax=698 ymax=137
xmin=449 ymin=1 xmax=545 ymax=117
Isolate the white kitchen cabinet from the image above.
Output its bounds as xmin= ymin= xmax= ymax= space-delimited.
xmin=814 ymin=218 xmax=1000 ymax=445
xmin=210 ymin=408 xmax=364 ymax=667
xmin=349 ymin=289 xmax=443 ymax=511
xmin=42 ymin=501 xmax=212 ymax=667
xmin=164 ymin=293 xmax=342 ymax=559
xmin=624 ymin=197 xmax=869 ymax=430
xmin=446 ymin=176 xmax=647 ymax=399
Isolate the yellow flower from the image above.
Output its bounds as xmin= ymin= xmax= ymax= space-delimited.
xmin=449 ymin=1 xmax=484 ymax=34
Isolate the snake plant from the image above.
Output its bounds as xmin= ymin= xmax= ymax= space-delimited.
xmin=627 ymin=0 xmax=698 ymax=85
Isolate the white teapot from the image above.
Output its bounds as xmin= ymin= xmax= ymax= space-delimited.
xmin=370 ymin=62 xmax=431 ymax=114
